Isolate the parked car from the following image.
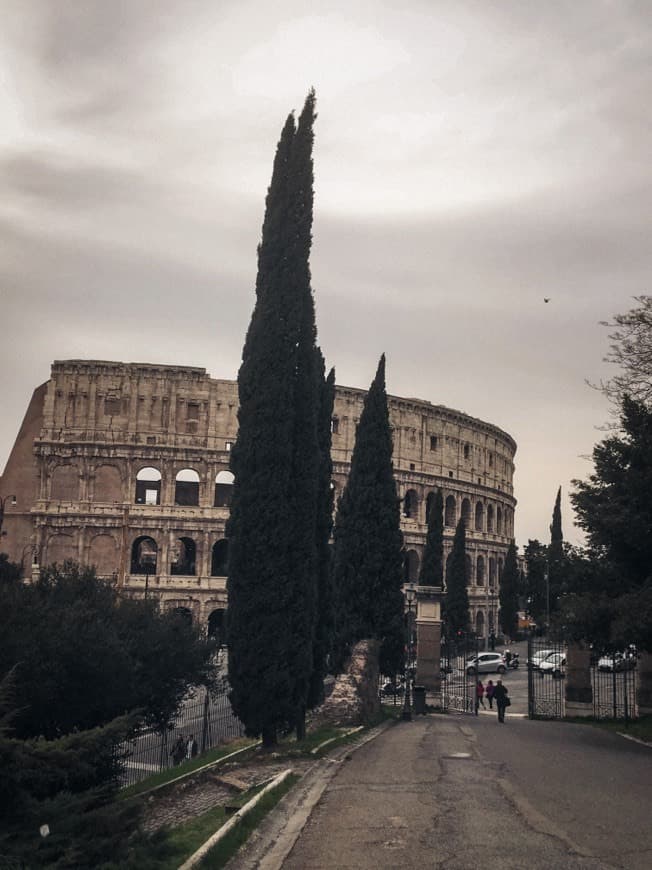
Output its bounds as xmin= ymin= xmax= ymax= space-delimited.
xmin=527 ymin=649 xmax=555 ymax=670
xmin=466 ymin=652 xmax=506 ymax=675
xmin=597 ymin=651 xmax=637 ymax=672
xmin=538 ymin=652 xmax=566 ymax=678
xmin=381 ymin=680 xmax=405 ymax=696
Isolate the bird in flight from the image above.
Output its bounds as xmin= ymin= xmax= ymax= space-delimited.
xmin=544 ymin=297 xmax=550 ymax=303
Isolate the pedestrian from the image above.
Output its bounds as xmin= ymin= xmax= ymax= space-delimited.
xmin=489 ymin=632 xmax=496 ymax=651
xmin=486 ymin=680 xmax=495 ymax=709
xmin=171 ymin=735 xmax=185 ymax=766
xmin=475 ymin=679 xmax=486 ymax=713
xmin=504 ymin=648 xmax=512 ymax=666
xmin=493 ymin=680 xmax=509 ymax=723
xmin=186 ymin=734 xmax=198 ymax=759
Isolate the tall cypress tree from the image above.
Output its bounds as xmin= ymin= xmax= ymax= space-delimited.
xmin=418 ymin=490 xmax=444 ymax=587
xmin=227 ymin=93 xmax=321 ymax=748
xmin=332 ymin=355 xmax=405 ymax=675
xmin=548 ymin=486 xmax=564 ymax=616
xmin=444 ymin=518 xmax=470 ymax=636
xmin=499 ymin=542 xmax=519 ymax=639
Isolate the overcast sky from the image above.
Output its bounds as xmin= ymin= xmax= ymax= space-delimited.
xmin=1 ymin=0 xmax=650 ymax=546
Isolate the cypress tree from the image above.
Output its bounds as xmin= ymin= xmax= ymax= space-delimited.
xmin=332 ymin=355 xmax=405 ymax=675
xmin=227 ymin=93 xmax=321 ymax=748
xmin=444 ymin=518 xmax=470 ymax=636
xmin=499 ymin=542 xmax=519 ymax=639
xmin=548 ymin=486 xmax=564 ymax=615
xmin=418 ymin=490 xmax=444 ymax=587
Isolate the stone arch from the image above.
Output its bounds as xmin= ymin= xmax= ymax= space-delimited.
xmin=211 ymin=539 xmax=229 ymax=577
xmin=476 ymin=555 xmax=485 ymax=586
xmin=88 ymin=534 xmax=118 ymax=575
xmin=170 ymin=536 xmax=196 ymax=575
xmin=461 ymin=498 xmax=471 ymax=529
xmin=175 ymin=468 xmax=200 ymax=506
xmin=50 ymin=464 xmax=79 ymax=501
xmin=46 ymin=533 xmax=75 ymax=564
xmin=475 ymin=502 xmax=484 ymax=532
xmin=445 ymin=495 xmax=456 ymax=527
xmin=403 ymin=489 xmax=419 ymax=519
xmin=403 ymin=548 xmax=419 ymax=583
xmin=207 ymin=608 xmax=226 ymax=645
xmin=93 ymin=464 xmax=122 ymax=502
xmin=135 ymin=467 xmax=161 ymax=505
xmin=171 ymin=606 xmax=193 ymax=624
xmin=214 ymin=470 xmax=234 ymax=507
xmin=487 ymin=504 xmax=495 ymax=533
xmin=475 ymin=610 xmax=485 ymax=636
xmin=497 ymin=506 xmax=503 ymax=535
xmin=489 ymin=556 xmax=496 ymax=587
xmin=131 ymin=535 xmax=158 ymax=574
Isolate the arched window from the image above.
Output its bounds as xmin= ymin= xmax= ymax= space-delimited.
xmin=461 ymin=498 xmax=471 ymax=529
xmin=51 ymin=465 xmax=79 ymax=501
xmin=214 ymin=470 xmax=234 ymax=507
xmin=489 ymin=557 xmax=496 ymax=587
xmin=131 ymin=536 xmax=158 ymax=574
xmin=47 ymin=533 xmax=75 ymax=564
xmin=211 ymin=539 xmax=229 ymax=577
xmin=487 ymin=504 xmax=494 ymax=533
xmin=171 ymin=606 xmax=193 ymax=625
xmin=403 ymin=549 xmax=419 ymax=583
xmin=94 ymin=465 xmax=122 ymax=502
xmin=497 ymin=506 xmax=503 ymax=535
xmin=476 ymin=555 xmax=485 ymax=586
xmin=170 ymin=536 xmax=196 ymax=575
xmin=208 ymin=608 xmax=226 ymax=645
xmin=175 ymin=468 xmax=200 ymax=506
xmin=475 ymin=610 xmax=485 ymax=636
xmin=475 ymin=502 xmax=484 ymax=532
xmin=135 ymin=467 xmax=161 ymax=505
xmin=445 ymin=495 xmax=456 ymax=527
xmin=403 ymin=489 xmax=419 ymax=519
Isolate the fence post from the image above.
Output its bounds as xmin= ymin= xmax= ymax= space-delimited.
xmin=201 ymin=687 xmax=210 ymax=753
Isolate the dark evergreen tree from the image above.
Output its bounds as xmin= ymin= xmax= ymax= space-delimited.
xmin=227 ymin=93 xmax=323 ymax=747
xmin=332 ymin=355 xmax=405 ymax=675
xmin=547 ymin=486 xmax=565 ymax=616
xmin=418 ymin=490 xmax=444 ymax=587
xmin=307 ymin=359 xmax=335 ymax=712
xmin=499 ymin=542 xmax=519 ymax=639
xmin=523 ymin=539 xmax=548 ymax=625
xmin=444 ymin=518 xmax=470 ymax=636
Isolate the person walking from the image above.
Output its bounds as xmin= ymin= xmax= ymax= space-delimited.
xmin=171 ymin=735 xmax=185 ymax=766
xmin=485 ymin=679 xmax=495 ymax=709
xmin=475 ymin=680 xmax=486 ymax=713
xmin=493 ymin=680 xmax=509 ymax=723
xmin=186 ymin=734 xmax=198 ymax=759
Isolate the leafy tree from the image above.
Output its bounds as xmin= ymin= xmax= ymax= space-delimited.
xmin=227 ymin=93 xmax=323 ymax=747
xmin=499 ymin=542 xmax=519 ymax=639
xmin=443 ymin=518 xmax=470 ymax=636
xmin=418 ymin=490 xmax=444 ymax=587
xmin=523 ymin=539 xmax=548 ymax=625
xmin=332 ymin=355 xmax=405 ymax=675
xmin=0 ymin=561 xmax=214 ymax=739
xmin=547 ymin=486 xmax=565 ymax=617
xmin=0 ymin=552 xmax=21 ymax=584
xmin=594 ymin=295 xmax=652 ymax=407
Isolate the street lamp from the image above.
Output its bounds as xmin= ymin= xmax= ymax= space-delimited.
xmin=402 ymin=585 xmax=417 ymax=722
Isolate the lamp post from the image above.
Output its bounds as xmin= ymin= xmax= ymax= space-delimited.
xmin=544 ymin=569 xmax=550 ymax=637
xmin=402 ymin=585 xmax=417 ymax=722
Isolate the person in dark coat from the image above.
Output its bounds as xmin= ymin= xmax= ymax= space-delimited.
xmin=485 ymin=679 xmax=495 ymax=709
xmin=493 ymin=680 xmax=509 ymax=723
xmin=171 ymin=735 xmax=185 ymax=765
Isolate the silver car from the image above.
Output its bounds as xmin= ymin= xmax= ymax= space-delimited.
xmin=466 ymin=652 xmax=506 ymax=675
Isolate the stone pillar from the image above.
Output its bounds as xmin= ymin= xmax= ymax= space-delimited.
xmin=636 ymin=651 xmax=652 ymax=716
xmin=415 ymin=585 xmax=443 ymax=693
xmin=565 ymin=643 xmax=593 ymax=717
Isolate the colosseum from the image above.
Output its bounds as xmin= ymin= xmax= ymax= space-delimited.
xmin=0 ymin=359 xmax=516 ymax=645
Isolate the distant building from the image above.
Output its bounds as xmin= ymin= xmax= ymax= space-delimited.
xmin=0 ymin=359 xmax=517 ymax=638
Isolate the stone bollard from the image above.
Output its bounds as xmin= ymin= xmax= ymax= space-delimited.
xmin=565 ymin=643 xmax=593 ymax=717
xmin=636 ymin=651 xmax=652 ymax=716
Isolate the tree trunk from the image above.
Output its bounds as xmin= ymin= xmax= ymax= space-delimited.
xmin=261 ymin=725 xmax=277 ymax=750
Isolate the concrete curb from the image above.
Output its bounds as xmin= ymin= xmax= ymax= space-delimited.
xmin=178 ymin=769 xmax=294 ymax=870
xmin=310 ymin=725 xmax=364 ymax=754
xmin=616 ymin=731 xmax=652 ymax=748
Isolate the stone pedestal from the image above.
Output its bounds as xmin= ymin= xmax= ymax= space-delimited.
xmin=636 ymin=651 xmax=652 ymax=716
xmin=414 ymin=585 xmax=443 ymax=693
xmin=565 ymin=643 xmax=593 ymax=717
xmin=313 ymin=639 xmax=380 ymax=727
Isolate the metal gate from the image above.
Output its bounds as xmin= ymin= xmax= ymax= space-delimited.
xmin=441 ymin=633 xmax=479 ymax=714
xmin=592 ymin=650 xmax=638 ymax=722
xmin=527 ymin=637 xmax=566 ymax=719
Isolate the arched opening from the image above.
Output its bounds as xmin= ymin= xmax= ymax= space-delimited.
xmin=94 ymin=465 xmax=122 ymax=502
xmin=207 ymin=608 xmax=226 ymax=645
xmin=476 ymin=555 xmax=485 ymax=586
xmin=175 ymin=468 xmax=200 ymax=506
xmin=170 ymin=537 xmax=196 ymax=575
xmin=465 ymin=554 xmax=473 ymax=585
xmin=487 ymin=504 xmax=494 ymax=533
xmin=171 ymin=606 xmax=193 ymax=625
xmin=475 ymin=610 xmax=485 ymax=636
xmin=131 ymin=536 xmax=158 ymax=574
xmin=489 ymin=557 xmax=496 ymax=587
xmin=89 ymin=534 xmax=118 ymax=575
xmin=51 ymin=465 xmax=79 ymax=501
xmin=461 ymin=498 xmax=471 ymax=529
xmin=135 ymin=467 xmax=161 ymax=505
xmin=445 ymin=495 xmax=456 ymax=527
xmin=211 ymin=539 xmax=229 ymax=577
xmin=475 ymin=502 xmax=484 ymax=532
xmin=46 ymin=533 xmax=76 ymax=564
xmin=497 ymin=506 xmax=503 ymax=535
xmin=403 ymin=549 xmax=419 ymax=583
xmin=403 ymin=489 xmax=418 ymax=519
xmin=214 ymin=470 xmax=234 ymax=507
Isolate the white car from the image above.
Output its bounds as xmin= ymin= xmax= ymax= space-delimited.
xmin=466 ymin=652 xmax=507 ymax=675
xmin=597 ymin=651 xmax=637 ymax=672
xmin=538 ymin=652 xmax=566 ymax=678
xmin=527 ymin=649 xmax=555 ymax=670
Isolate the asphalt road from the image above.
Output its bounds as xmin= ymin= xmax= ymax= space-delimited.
xmin=238 ymin=713 xmax=652 ymax=870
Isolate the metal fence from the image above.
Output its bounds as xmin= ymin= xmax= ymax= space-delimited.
xmin=592 ymin=653 xmax=638 ymax=722
xmin=120 ymin=685 xmax=245 ymax=788
xmin=441 ymin=633 xmax=480 ymax=715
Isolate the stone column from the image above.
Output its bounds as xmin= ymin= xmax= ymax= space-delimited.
xmin=414 ymin=585 xmax=443 ymax=693
xmin=636 ymin=651 xmax=652 ymax=716
xmin=565 ymin=643 xmax=593 ymax=717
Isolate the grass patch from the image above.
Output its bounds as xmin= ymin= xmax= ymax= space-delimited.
xmin=120 ymin=738 xmax=258 ymax=799
xmin=562 ymin=715 xmax=652 ymax=743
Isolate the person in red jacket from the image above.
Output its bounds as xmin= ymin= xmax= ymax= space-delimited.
xmin=475 ymin=680 xmax=486 ymax=713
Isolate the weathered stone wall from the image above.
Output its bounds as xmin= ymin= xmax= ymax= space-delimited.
xmin=311 ymin=640 xmax=381 ymax=727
